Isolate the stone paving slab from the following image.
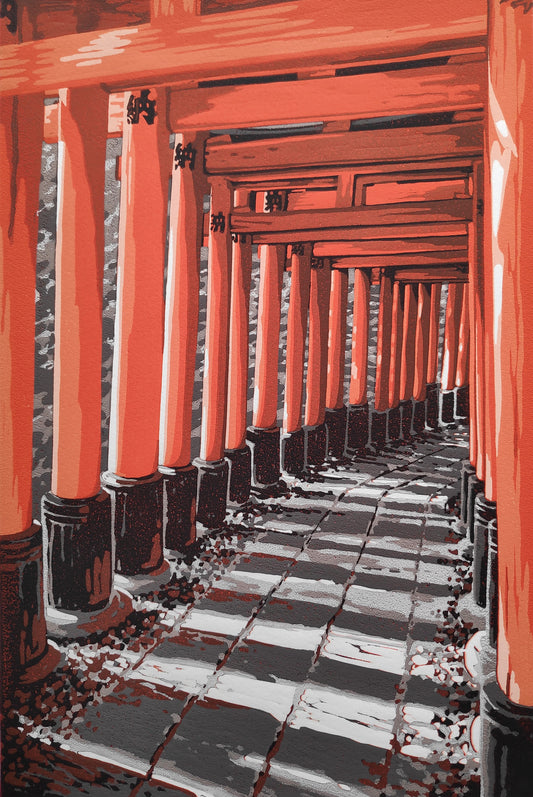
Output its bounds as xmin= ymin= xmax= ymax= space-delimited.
xmin=3 ymin=430 xmax=483 ymax=797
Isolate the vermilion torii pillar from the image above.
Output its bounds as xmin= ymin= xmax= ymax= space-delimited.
xmin=372 ymin=271 xmax=394 ymax=448
xmin=440 ymin=282 xmax=463 ymax=424
xmin=225 ymin=226 xmax=253 ymax=502
xmin=426 ymin=283 xmax=442 ymax=429
xmin=412 ymin=282 xmax=431 ymax=434
xmin=455 ymin=282 xmax=470 ymax=422
xmin=325 ymin=267 xmax=349 ymax=458
xmin=0 ymin=94 xmax=57 ymax=700
xmin=282 ymin=243 xmax=312 ymax=474
xmin=195 ymin=177 xmax=233 ymax=528
xmin=41 ymin=87 xmax=112 ymax=612
xmin=346 ymin=268 xmax=370 ymax=453
xmin=304 ymin=257 xmax=332 ymax=467
xmin=481 ymin=3 xmax=533 ymax=792
xmin=159 ymin=132 xmax=204 ymax=552
xmin=399 ymin=283 xmax=418 ymax=440
xmin=102 ymin=89 xmax=170 ymax=575
xmin=248 ymin=244 xmax=285 ymax=486
xmin=387 ymin=280 xmax=404 ymax=441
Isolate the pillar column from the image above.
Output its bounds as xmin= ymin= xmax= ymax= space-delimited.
xmin=440 ymin=282 xmax=463 ymax=425
xmin=372 ymin=271 xmax=393 ymax=449
xmin=387 ymin=281 xmax=404 ymax=442
xmin=225 ymin=227 xmax=253 ymax=503
xmin=412 ymin=283 xmax=431 ymax=434
xmin=304 ymin=257 xmax=331 ymax=467
xmin=325 ymin=267 xmax=348 ymax=458
xmin=102 ymin=89 xmax=169 ymax=575
xmin=399 ymin=283 xmax=418 ymax=440
xmin=159 ymin=132 xmax=204 ymax=553
xmin=481 ymin=4 xmax=533 ymax=794
xmin=426 ymin=283 xmax=442 ymax=430
xmin=454 ymin=283 xmax=470 ymax=422
xmin=248 ymin=244 xmax=285 ymax=486
xmin=346 ymin=268 xmax=370 ymax=452
xmin=195 ymin=177 xmax=232 ymax=528
xmin=1 ymin=94 xmax=56 ymax=700
xmin=282 ymin=244 xmax=312 ymax=474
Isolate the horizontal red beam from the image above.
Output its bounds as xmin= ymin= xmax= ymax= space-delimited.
xmin=314 ymin=235 xmax=468 ymax=257
xmin=169 ymin=55 xmax=485 ymax=131
xmin=251 ymin=221 xmax=469 ymax=245
xmin=330 ymin=252 xmax=468 ymax=268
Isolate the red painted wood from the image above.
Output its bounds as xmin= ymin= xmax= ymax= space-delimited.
xmin=0 ymin=94 xmax=43 ymax=534
xmin=108 ymin=89 xmax=170 ymax=478
xmin=283 ymin=244 xmax=312 ymax=433
xmin=364 ymin=178 xmax=469 ymax=206
xmin=252 ymin=245 xmax=285 ymax=430
xmin=399 ymin=283 xmax=418 ymax=402
xmin=489 ymin=0 xmax=533 ymax=704
xmin=455 ymin=282 xmax=469 ymax=388
xmin=51 ymin=87 xmax=108 ymax=499
xmin=326 ymin=269 xmax=348 ymax=410
xmin=305 ymin=259 xmax=331 ymax=427
xmin=160 ymin=133 xmax=204 ymax=468
xmin=441 ymin=283 xmax=463 ymax=392
xmin=200 ymin=177 xmax=233 ymax=462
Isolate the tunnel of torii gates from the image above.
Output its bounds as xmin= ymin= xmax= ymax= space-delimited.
xmin=0 ymin=0 xmax=532 ymax=793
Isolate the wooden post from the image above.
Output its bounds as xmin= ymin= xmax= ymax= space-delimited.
xmin=196 ymin=176 xmax=232 ymax=528
xmin=225 ymin=227 xmax=253 ymax=501
xmin=41 ymin=87 xmax=112 ymax=612
xmin=159 ymin=132 xmax=204 ymax=551
xmin=387 ymin=280 xmax=404 ymax=441
xmin=304 ymin=257 xmax=331 ymax=466
xmin=325 ymin=267 xmax=348 ymax=457
xmin=426 ymin=282 xmax=442 ymax=429
xmin=249 ymin=244 xmax=285 ymax=485
xmin=481 ymin=4 xmax=533 ymax=793
xmin=412 ymin=282 xmax=431 ymax=433
xmin=399 ymin=282 xmax=418 ymax=439
xmin=347 ymin=268 xmax=370 ymax=452
xmin=102 ymin=88 xmax=169 ymax=575
xmin=372 ymin=271 xmax=393 ymax=448
xmin=282 ymin=243 xmax=312 ymax=473
xmin=0 ymin=94 xmax=54 ymax=699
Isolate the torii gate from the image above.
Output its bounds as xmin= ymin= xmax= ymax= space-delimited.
xmin=1 ymin=1 xmax=532 ymax=794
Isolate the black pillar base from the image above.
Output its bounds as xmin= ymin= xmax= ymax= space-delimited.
xmin=482 ymin=679 xmax=533 ymax=797
xmin=467 ymin=473 xmax=485 ymax=543
xmin=440 ymin=389 xmax=455 ymax=425
xmin=412 ymin=399 xmax=427 ymax=435
xmin=387 ymin=405 xmax=401 ymax=442
xmin=304 ymin=422 xmax=327 ymax=468
xmin=461 ymin=461 xmax=476 ymax=523
xmin=225 ymin=445 xmax=252 ymax=504
xmin=325 ymin=406 xmax=347 ymax=459
xmin=346 ymin=403 xmax=369 ymax=453
xmin=1 ymin=523 xmax=52 ymax=701
xmin=281 ymin=429 xmax=305 ymax=475
xmin=194 ymin=457 xmax=229 ymax=530
xmin=400 ymin=399 xmax=414 ymax=441
xmin=487 ymin=518 xmax=498 ymax=648
xmin=101 ymin=471 xmax=163 ymax=576
xmin=472 ymin=493 xmax=497 ymax=608
xmin=42 ymin=491 xmax=112 ymax=612
xmin=159 ymin=464 xmax=197 ymax=553
xmin=370 ymin=410 xmax=388 ymax=450
xmin=455 ymin=385 xmax=470 ymax=423
xmin=426 ymin=383 xmax=439 ymax=430
xmin=247 ymin=426 xmax=280 ymax=487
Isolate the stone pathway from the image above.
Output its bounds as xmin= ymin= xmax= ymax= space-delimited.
xmin=2 ymin=431 xmax=483 ymax=797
